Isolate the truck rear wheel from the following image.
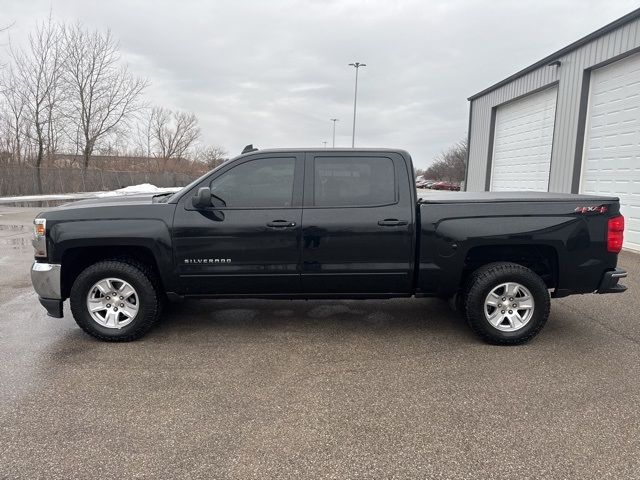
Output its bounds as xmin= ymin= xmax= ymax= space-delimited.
xmin=464 ymin=262 xmax=550 ymax=345
xmin=70 ymin=259 xmax=162 ymax=341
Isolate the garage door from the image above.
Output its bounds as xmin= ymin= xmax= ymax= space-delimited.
xmin=490 ymin=86 xmax=558 ymax=192
xmin=581 ymin=52 xmax=640 ymax=251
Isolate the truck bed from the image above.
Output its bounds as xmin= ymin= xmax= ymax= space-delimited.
xmin=416 ymin=190 xmax=622 ymax=299
xmin=418 ymin=191 xmax=619 ymax=204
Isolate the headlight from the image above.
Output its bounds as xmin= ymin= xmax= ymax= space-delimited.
xmin=33 ymin=218 xmax=47 ymax=258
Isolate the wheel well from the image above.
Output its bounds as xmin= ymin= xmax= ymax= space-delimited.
xmin=462 ymin=245 xmax=558 ymax=289
xmin=60 ymin=246 xmax=161 ymax=299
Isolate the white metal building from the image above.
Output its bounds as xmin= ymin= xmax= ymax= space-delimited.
xmin=465 ymin=8 xmax=640 ymax=251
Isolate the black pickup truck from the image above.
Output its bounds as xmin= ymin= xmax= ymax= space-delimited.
xmin=30 ymin=148 xmax=628 ymax=344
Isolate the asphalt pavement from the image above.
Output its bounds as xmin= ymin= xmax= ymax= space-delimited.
xmin=1 ymin=206 xmax=639 ymax=479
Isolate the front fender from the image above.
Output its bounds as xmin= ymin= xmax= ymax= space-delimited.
xmin=47 ymin=219 xmax=177 ymax=293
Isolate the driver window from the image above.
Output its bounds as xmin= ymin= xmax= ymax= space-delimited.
xmin=209 ymin=157 xmax=295 ymax=208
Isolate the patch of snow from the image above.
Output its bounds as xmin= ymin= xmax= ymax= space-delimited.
xmin=96 ymin=183 xmax=181 ymax=197
xmin=0 ymin=184 xmax=183 ymax=204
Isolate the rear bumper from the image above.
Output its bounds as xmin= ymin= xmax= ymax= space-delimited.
xmin=31 ymin=262 xmax=64 ymax=318
xmin=596 ymin=268 xmax=628 ymax=294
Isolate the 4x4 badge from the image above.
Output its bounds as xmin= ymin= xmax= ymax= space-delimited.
xmin=574 ymin=205 xmax=608 ymax=214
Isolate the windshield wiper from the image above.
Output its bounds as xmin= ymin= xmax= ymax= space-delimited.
xmin=152 ymin=192 xmax=174 ymax=203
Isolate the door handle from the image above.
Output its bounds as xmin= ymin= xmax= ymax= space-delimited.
xmin=267 ymin=220 xmax=297 ymax=228
xmin=377 ymin=219 xmax=408 ymax=227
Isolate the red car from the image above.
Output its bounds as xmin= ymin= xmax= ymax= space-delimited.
xmin=431 ymin=181 xmax=460 ymax=191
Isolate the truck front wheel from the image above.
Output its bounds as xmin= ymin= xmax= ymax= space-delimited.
xmin=464 ymin=262 xmax=550 ymax=345
xmin=70 ymin=259 xmax=162 ymax=341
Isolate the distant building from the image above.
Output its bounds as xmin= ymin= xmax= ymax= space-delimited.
xmin=465 ymin=8 xmax=640 ymax=250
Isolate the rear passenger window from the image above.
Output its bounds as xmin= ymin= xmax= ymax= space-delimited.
xmin=314 ymin=156 xmax=395 ymax=207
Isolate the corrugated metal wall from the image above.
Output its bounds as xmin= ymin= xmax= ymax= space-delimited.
xmin=466 ymin=16 xmax=640 ymax=192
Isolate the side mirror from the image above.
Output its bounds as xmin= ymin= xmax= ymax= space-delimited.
xmin=192 ymin=187 xmax=212 ymax=209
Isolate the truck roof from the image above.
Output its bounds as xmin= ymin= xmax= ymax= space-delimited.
xmin=236 ymin=147 xmax=411 ymax=157
xmin=418 ymin=191 xmax=619 ymax=203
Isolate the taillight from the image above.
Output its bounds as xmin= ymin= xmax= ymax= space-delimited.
xmin=607 ymin=215 xmax=624 ymax=253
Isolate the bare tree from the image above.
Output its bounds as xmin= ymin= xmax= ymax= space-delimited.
xmin=424 ymin=139 xmax=467 ymax=182
xmin=150 ymin=107 xmax=201 ymax=161
xmin=132 ymin=108 xmax=154 ymax=158
xmin=0 ymin=22 xmax=14 ymax=70
xmin=7 ymin=19 xmax=65 ymax=192
xmin=63 ymin=23 xmax=147 ymax=171
xmin=0 ymin=68 xmax=27 ymax=164
xmin=194 ymin=145 xmax=228 ymax=170
xmin=0 ymin=19 xmax=231 ymax=195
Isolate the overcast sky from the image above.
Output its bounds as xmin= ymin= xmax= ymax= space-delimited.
xmin=1 ymin=0 xmax=638 ymax=168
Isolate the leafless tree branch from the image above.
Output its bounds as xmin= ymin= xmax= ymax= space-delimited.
xmin=423 ymin=138 xmax=467 ymax=182
xmin=150 ymin=107 xmax=201 ymax=160
xmin=63 ymin=23 xmax=148 ymax=170
xmin=4 ymin=19 xmax=65 ymax=192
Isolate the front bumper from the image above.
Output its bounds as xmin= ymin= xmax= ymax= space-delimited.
xmin=31 ymin=262 xmax=63 ymax=318
xmin=596 ymin=268 xmax=628 ymax=294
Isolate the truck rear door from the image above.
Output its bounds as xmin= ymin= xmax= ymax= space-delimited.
xmin=300 ymin=151 xmax=415 ymax=295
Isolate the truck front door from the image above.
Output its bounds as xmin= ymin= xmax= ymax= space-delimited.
xmin=300 ymin=152 xmax=415 ymax=295
xmin=173 ymin=153 xmax=304 ymax=295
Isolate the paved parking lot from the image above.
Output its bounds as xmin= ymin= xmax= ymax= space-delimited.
xmin=1 ymin=206 xmax=639 ymax=479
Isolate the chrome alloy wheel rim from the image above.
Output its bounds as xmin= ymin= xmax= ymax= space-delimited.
xmin=86 ymin=278 xmax=139 ymax=329
xmin=484 ymin=282 xmax=535 ymax=332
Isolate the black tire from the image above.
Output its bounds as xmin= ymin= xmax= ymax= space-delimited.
xmin=448 ymin=291 xmax=466 ymax=316
xmin=464 ymin=262 xmax=550 ymax=345
xmin=70 ymin=259 xmax=162 ymax=341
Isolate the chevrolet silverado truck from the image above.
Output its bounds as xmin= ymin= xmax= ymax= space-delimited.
xmin=30 ymin=148 xmax=628 ymax=344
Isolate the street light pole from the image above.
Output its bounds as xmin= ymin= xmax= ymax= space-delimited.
xmin=330 ymin=118 xmax=339 ymax=147
xmin=348 ymin=62 xmax=366 ymax=148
